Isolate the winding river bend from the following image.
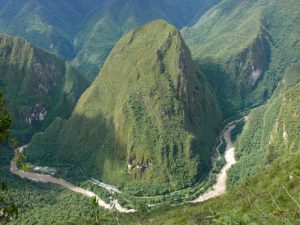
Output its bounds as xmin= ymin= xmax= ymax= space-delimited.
xmin=192 ymin=117 xmax=246 ymax=203
xmin=10 ymin=117 xmax=245 ymax=212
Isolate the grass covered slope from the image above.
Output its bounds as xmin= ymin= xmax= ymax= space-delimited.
xmin=228 ymin=62 xmax=300 ymax=187
xmin=0 ymin=35 xmax=89 ymax=140
xmin=182 ymin=0 xmax=300 ymax=117
xmin=27 ymin=20 xmax=222 ymax=195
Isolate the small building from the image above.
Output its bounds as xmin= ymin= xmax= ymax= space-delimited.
xmin=33 ymin=166 xmax=57 ymax=175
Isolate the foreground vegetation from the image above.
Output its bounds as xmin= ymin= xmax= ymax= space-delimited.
xmin=125 ymin=153 xmax=300 ymax=225
xmin=1 ymin=147 xmax=118 ymax=225
xmin=0 ymin=91 xmax=15 ymax=224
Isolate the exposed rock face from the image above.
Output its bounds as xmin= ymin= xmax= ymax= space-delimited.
xmin=241 ymin=33 xmax=270 ymax=93
xmin=223 ymin=32 xmax=270 ymax=98
xmin=25 ymin=104 xmax=47 ymax=124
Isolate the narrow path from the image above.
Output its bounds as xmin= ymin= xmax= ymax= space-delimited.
xmin=10 ymin=147 xmax=136 ymax=213
xmin=191 ymin=117 xmax=245 ymax=203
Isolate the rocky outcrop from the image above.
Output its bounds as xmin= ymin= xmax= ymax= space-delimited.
xmin=227 ymin=31 xmax=271 ymax=97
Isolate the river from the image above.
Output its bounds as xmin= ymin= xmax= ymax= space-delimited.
xmin=191 ymin=117 xmax=245 ymax=203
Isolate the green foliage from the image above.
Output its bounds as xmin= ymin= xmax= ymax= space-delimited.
xmin=0 ymin=146 xmax=115 ymax=225
xmin=0 ymin=90 xmax=15 ymax=224
xmin=0 ymin=92 xmax=11 ymax=142
xmin=26 ymin=20 xmax=222 ymax=195
xmin=91 ymin=197 xmax=100 ymax=225
xmin=9 ymin=139 xmax=20 ymax=149
xmin=212 ymin=210 xmax=257 ymax=225
xmin=0 ymin=1 xmax=299 ymax=224
xmin=0 ymin=182 xmax=18 ymax=224
xmin=15 ymin=150 xmax=25 ymax=166
xmin=126 ymin=153 xmax=300 ymax=225
xmin=111 ymin=49 xmax=300 ymax=225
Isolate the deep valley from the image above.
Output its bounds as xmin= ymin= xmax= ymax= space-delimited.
xmin=0 ymin=0 xmax=299 ymax=224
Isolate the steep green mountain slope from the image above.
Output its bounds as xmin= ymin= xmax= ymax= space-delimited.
xmin=182 ymin=0 xmax=300 ymax=117
xmin=26 ymin=20 xmax=222 ymax=195
xmin=0 ymin=35 xmax=89 ymax=140
xmin=118 ymin=63 xmax=300 ymax=224
xmin=228 ymin=61 xmax=300 ymax=187
xmin=0 ymin=0 xmax=219 ymax=81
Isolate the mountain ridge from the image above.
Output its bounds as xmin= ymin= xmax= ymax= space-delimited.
xmin=0 ymin=0 xmax=220 ymax=80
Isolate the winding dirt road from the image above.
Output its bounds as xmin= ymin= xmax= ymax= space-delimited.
xmin=192 ymin=117 xmax=245 ymax=203
xmin=10 ymin=147 xmax=135 ymax=213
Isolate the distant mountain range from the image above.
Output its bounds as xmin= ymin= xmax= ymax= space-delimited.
xmin=0 ymin=0 xmax=219 ymax=80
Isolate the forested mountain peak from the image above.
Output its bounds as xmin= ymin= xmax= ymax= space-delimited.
xmin=26 ymin=20 xmax=222 ymax=195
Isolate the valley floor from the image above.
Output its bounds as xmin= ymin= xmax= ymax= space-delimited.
xmin=10 ymin=146 xmax=136 ymax=213
xmin=9 ymin=117 xmax=246 ymax=213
